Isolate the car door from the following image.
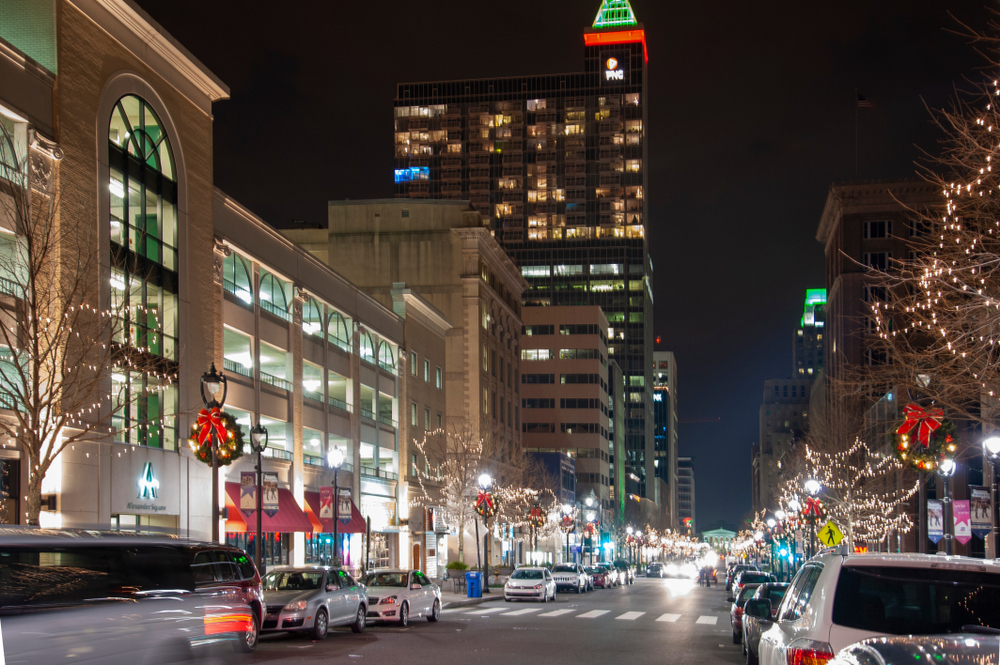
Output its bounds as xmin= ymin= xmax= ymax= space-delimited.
xmin=758 ymin=565 xmax=823 ymax=665
xmin=416 ymin=572 xmax=434 ymax=614
xmin=325 ymin=570 xmax=349 ymax=624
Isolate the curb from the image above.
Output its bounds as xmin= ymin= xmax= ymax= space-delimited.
xmin=441 ymin=593 xmax=505 ymax=609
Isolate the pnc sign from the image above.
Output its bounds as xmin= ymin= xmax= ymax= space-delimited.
xmin=603 ymin=54 xmax=626 ymax=84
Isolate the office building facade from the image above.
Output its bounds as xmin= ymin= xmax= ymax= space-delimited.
xmin=652 ymin=351 xmax=678 ymax=528
xmin=794 ymin=289 xmax=826 ymax=379
xmin=677 ymin=457 xmax=695 ymax=534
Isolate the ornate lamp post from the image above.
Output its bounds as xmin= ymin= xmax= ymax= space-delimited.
xmin=329 ymin=446 xmax=345 ymax=565
xmin=200 ymin=363 xmax=228 ymax=543
xmin=803 ymin=478 xmax=822 ymax=558
xmin=626 ymin=525 xmax=634 ymax=564
xmin=983 ymin=436 xmax=1000 ymax=559
xmin=560 ymin=503 xmax=575 ymax=563
xmin=939 ymin=457 xmax=957 ymax=555
xmin=249 ymin=421 xmax=268 ymax=573
xmin=476 ymin=473 xmax=493 ymax=593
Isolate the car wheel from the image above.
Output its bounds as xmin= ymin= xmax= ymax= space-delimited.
xmin=505 ymin=596 xmax=511 ymax=602
xmin=311 ymin=609 xmax=328 ymax=641
xmin=399 ymin=602 xmax=409 ymax=627
xmin=732 ymin=630 xmax=741 ymax=645
xmin=552 ymin=589 xmax=557 ymax=602
xmin=350 ymin=605 xmax=367 ymax=633
xmin=428 ymin=599 xmax=440 ymax=622
xmin=232 ymin=610 xmax=259 ymax=653
xmin=576 ymin=583 xmax=582 ymax=594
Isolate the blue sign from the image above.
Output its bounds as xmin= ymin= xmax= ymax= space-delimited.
xmin=394 ymin=167 xmax=430 ymax=183
xmin=571 ymin=545 xmax=582 ymax=553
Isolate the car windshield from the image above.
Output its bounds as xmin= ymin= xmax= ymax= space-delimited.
xmin=587 ymin=568 xmax=603 ymax=574
xmin=361 ymin=572 xmax=408 ymax=587
xmin=552 ymin=565 xmax=577 ymax=572
xmin=832 ymin=566 xmax=1000 ymax=634
xmin=511 ymin=570 xmax=544 ymax=580
xmin=263 ymin=571 xmax=324 ymax=591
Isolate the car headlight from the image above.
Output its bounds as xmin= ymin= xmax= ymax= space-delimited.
xmin=379 ymin=595 xmax=398 ymax=605
xmin=533 ymin=584 xmax=542 ymax=589
xmin=284 ymin=600 xmax=308 ymax=611
xmin=570 ymin=576 xmax=578 ymax=583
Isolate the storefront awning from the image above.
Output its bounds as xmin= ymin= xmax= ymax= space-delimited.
xmin=224 ymin=482 xmax=315 ymax=534
xmin=303 ymin=490 xmax=368 ymax=534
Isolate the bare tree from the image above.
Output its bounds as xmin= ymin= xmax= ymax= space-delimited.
xmin=0 ymin=126 xmax=174 ymax=524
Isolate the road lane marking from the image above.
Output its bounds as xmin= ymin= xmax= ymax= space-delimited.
xmin=577 ymin=610 xmax=610 ymax=618
xmin=696 ymin=615 xmax=719 ymax=625
xmin=615 ymin=612 xmax=645 ymax=621
xmin=465 ymin=607 xmax=507 ymax=614
xmin=502 ymin=608 xmax=542 ymax=616
xmin=539 ymin=609 xmax=575 ymax=617
xmin=656 ymin=613 xmax=681 ymax=622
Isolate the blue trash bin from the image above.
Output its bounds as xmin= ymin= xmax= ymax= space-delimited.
xmin=466 ymin=571 xmax=483 ymax=598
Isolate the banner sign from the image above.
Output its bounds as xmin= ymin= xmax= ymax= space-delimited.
xmin=928 ymin=500 xmax=944 ymax=544
xmin=240 ymin=471 xmax=256 ymax=518
xmin=337 ymin=487 xmax=351 ymax=525
xmin=954 ymin=500 xmax=972 ymax=545
xmin=971 ymin=487 xmax=993 ymax=539
xmin=319 ymin=486 xmax=333 ymax=520
xmin=262 ymin=472 xmax=279 ymax=517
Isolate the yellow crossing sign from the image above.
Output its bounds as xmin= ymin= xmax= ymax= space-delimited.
xmin=819 ymin=521 xmax=844 ymax=547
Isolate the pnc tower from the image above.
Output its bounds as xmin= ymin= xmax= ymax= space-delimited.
xmin=393 ymin=1 xmax=657 ymax=510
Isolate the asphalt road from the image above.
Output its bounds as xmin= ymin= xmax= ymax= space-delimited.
xmin=199 ymin=576 xmax=744 ymax=665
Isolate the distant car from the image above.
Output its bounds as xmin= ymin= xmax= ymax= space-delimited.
xmin=360 ymin=569 xmax=440 ymax=625
xmin=727 ymin=564 xmax=759 ymax=591
xmin=262 ymin=566 xmax=368 ymax=638
xmin=742 ymin=583 xmax=789 ymax=665
xmin=504 ymin=567 xmax=557 ymax=602
xmin=729 ymin=570 xmax=775 ymax=601
xmin=614 ymin=560 xmax=635 ymax=585
xmin=646 ymin=562 xmax=664 ymax=578
xmin=596 ymin=563 xmax=621 ymax=586
xmin=551 ymin=563 xmax=589 ymax=594
xmin=588 ymin=565 xmax=614 ymax=588
xmin=730 ymin=583 xmax=762 ymax=644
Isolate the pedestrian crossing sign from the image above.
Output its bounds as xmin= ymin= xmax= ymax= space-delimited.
xmin=819 ymin=521 xmax=844 ymax=547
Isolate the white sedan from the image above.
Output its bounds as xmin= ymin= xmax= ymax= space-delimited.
xmin=504 ymin=567 xmax=557 ymax=602
xmin=360 ymin=569 xmax=441 ymax=626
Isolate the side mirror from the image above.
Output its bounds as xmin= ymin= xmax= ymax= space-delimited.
xmin=727 ymin=595 xmax=735 ymax=602
xmin=411 ymin=583 xmax=422 ymax=590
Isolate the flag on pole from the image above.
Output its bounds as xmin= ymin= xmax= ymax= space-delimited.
xmin=857 ymin=93 xmax=874 ymax=108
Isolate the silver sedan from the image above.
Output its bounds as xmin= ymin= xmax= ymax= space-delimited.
xmin=360 ymin=569 xmax=442 ymax=626
xmin=262 ymin=566 xmax=368 ymax=639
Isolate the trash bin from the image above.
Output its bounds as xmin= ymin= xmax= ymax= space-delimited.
xmin=466 ymin=571 xmax=483 ymax=598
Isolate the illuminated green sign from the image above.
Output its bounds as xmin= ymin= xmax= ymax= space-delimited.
xmin=801 ymin=288 xmax=827 ymax=327
xmin=593 ymin=0 xmax=638 ymax=28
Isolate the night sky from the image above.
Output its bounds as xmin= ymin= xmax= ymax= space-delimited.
xmin=135 ymin=0 xmax=991 ymax=531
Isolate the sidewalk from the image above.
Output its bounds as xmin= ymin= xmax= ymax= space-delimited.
xmin=440 ymin=589 xmax=505 ymax=609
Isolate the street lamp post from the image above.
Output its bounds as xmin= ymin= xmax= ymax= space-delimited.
xmin=561 ymin=504 xmax=574 ymax=563
xmin=249 ymin=422 xmax=268 ymax=574
xmin=626 ymin=526 xmax=634 ymax=565
xmin=478 ymin=473 xmax=492 ymax=593
xmin=804 ymin=478 xmax=822 ymax=559
xmin=200 ymin=363 xmax=228 ymax=543
xmin=984 ymin=436 xmax=1000 ymax=559
xmin=329 ymin=446 xmax=345 ymax=565
xmin=939 ymin=458 xmax=957 ymax=556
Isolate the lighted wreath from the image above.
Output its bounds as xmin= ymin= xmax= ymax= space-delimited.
xmin=893 ymin=403 xmax=957 ymax=471
xmin=475 ymin=490 xmax=496 ymax=518
xmin=528 ymin=505 xmax=546 ymax=529
xmin=189 ymin=409 xmax=245 ymax=467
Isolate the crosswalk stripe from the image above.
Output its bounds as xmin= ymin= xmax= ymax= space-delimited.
xmin=503 ymin=608 xmax=542 ymax=616
xmin=656 ymin=613 xmax=681 ymax=622
xmin=539 ymin=609 xmax=575 ymax=617
xmin=465 ymin=607 xmax=507 ymax=614
xmin=577 ymin=610 xmax=610 ymax=619
xmin=615 ymin=611 xmax=645 ymax=621
xmin=695 ymin=615 xmax=718 ymax=625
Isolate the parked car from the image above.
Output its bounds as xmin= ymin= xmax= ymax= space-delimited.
xmin=551 ymin=563 xmax=589 ymax=594
xmin=588 ymin=565 xmax=615 ymax=588
xmin=729 ymin=570 xmax=776 ymax=601
xmin=504 ymin=566 xmax=557 ymax=602
xmin=598 ymin=562 xmax=623 ymax=586
xmin=262 ymin=566 xmax=367 ymax=638
xmin=360 ymin=569 xmax=441 ymax=625
xmin=0 ymin=527 xmax=263 ymax=662
xmin=646 ymin=562 xmax=664 ymax=578
xmin=727 ymin=563 xmax=759 ymax=591
xmin=829 ymin=634 xmax=1000 ymax=665
xmin=730 ymin=583 xmax=762 ymax=644
xmin=614 ymin=560 xmax=635 ymax=584
xmin=757 ymin=551 xmax=1000 ymax=665
xmin=742 ymin=583 xmax=789 ymax=665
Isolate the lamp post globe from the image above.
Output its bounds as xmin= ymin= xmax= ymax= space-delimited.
xmin=562 ymin=503 xmax=572 ymax=516
xmin=804 ymin=478 xmax=821 ymax=497
xmin=766 ymin=518 xmax=777 ymax=529
xmin=585 ymin=496 xmax=594 ymax=507
xmin=939 ymin=458 xmax=957 ymax=478
xmin=775 ymin=510 xmax=786 ymax=521
xmin=787 ymin=497 xmax=801 ymax=513
xmin=985 ymin=436 xmax=1000 ymax=460
xmin=478 ymin=473 xmax=492 ymax=491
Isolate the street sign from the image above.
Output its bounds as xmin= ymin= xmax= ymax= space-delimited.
xmin=571 ymin=545 xmax=581 ymax=553
xmin=818 ymin=521 xmax=844 ymax=547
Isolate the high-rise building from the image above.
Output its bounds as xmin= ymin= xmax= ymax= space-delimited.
xmin=794 ymin=289 xmax=826 ymax=379
xmin=652 ymin=351 xmax=678 ymax=529
xmin=392 ymin=0 xmax=656 ymax=504
xmin=677 ymin=457 xmax=695 ymax=534
xmin=754 ymin=378 xmax=813 ymax=513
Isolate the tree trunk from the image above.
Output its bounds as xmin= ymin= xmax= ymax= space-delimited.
xmin=458 ymin=518 xmax=466 ymax=564
xmin=25 ymin=474 xmax=42 ymax=526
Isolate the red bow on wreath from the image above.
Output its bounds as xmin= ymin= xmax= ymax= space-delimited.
xmin=896 ymin=404 xmax=943 ymax=447
xmin=475 ymin=490 xmax=495 ymax=516
xmin=197 ymin=407 xmax=227 ymax=446
xmin=803 ymin=497 xmax=824 ymax=518
xmin=560 ymin=514 xmax=574 ymax=529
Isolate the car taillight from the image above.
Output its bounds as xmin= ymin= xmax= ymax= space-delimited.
xmin=734 ymin=607 xmax=743 ymax=617
xmin=786 ymin=639 xmax=835 ymax=665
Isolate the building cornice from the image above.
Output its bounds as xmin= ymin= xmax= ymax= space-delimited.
xmin=392 ymin=287 xmax=452 ymax=337
xmin=70 ymin=0 xmax=229 ymax=110
xmin=451 ymin=227 xmax=529 ymax=294
xmin=816 ymin=180 xmax=939 ymax=248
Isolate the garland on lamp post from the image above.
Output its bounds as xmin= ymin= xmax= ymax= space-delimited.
xmin=189 ymin=409 xmax=245 ymax=466
xmin=893 ymin=403 xmax=957 ymax=472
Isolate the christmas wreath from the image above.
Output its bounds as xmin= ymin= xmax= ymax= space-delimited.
xmin=189 ymin=409 xmax=245 ymax=467
xmin=893 ymin=403 xmax=957 ymax=471
xmin=475 ymin=490 xmax=496 ymax=518
xmin=528 ymin=505 xmax=546 ymax=529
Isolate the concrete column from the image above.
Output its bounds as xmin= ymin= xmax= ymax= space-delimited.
xmin=291 ymin=289 xmax=305 ymax=565
xmin=351 ymin=323 xmax=362 ymax=516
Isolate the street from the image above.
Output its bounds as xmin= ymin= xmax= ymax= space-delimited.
xmin=219 ymin=577 xmax=740 ymax=664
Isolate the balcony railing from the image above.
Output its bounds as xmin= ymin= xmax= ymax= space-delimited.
xmin=223 ymin=359 xmax=253 ymax=379
xmin=263 ymin=448 xmax=293 ymax=462
xmin=259 ymin=299 xmax=291 ymax=322
xmin=222 ymin=279 xmax=253 ymax=307
xmin=261 ymin=371 xmax=292 ymax=392
xmin=360 ymin=408 xmax=375 ymax=422
xmin=378 ymin=415 xmax=397 ymax=429
xmin=0 ymin=276 xmax=22 ymax=299
xmin=328 ymin=396 xmax=352 ymax=413
xmin=361 ymin=466 xmax=398 ymax=481
xmin=0 ymin=391 xmax=23 ymax=412
xmin=303 ymin=388 xmax=323 ymax=402
xmin=328 ymin=335 xmax=351 ymax=354
xmin=379 ymin=361 xmax=395 ymax=374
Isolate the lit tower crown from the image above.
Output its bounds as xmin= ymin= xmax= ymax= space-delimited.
xmin=593 ymin=0 xmax=638 ymax=28
xmin=585 ymin=0 xmax=647 ymax=62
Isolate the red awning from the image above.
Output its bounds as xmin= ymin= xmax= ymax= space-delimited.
xmin=303 ymin=490 xmax=368 ymax=534
xmin=224 ymin=482 xmax=315 ymax=534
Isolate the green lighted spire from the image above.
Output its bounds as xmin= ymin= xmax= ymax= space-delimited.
xmin=593 ymin=0 xmax=638 ymax=28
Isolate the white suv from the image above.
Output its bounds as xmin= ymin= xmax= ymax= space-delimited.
xmin=757 ymin=550 xmax=1000 ymax=665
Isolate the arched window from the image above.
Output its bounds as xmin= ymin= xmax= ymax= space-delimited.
xmin=222 ymin=252 xmax=252 ymax=304
xmin=378 ymin=341 xmax=395 ymax=373
xmin=360 ymin=331 xmax=376 ymax=364
xmin=328 ymin=311 xmax=351 ymax=351
xmin=303 ymin=298 xmax=323 ymax=337
xmin=107 ymin=94 xmax=179 ymax=450
xmin=259 ymin=269 xmax=290 ymax=320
